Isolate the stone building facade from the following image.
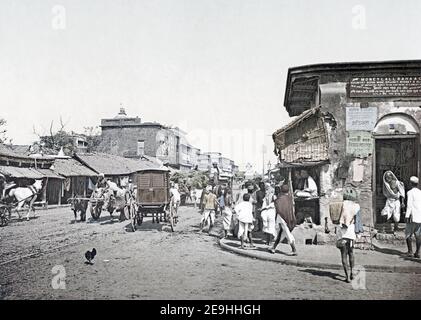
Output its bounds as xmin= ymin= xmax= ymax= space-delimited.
xmin=98 ymin=108 xmax=179 ymax=166
xmin=98 ymin=108 xmax=238 ymax=172
xmin=273 ymin=60 xmax=421 ymax=228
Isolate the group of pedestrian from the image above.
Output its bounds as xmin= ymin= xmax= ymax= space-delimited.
xmin=195 ymin=171 xmax=421 ymax=285
xmin=334 ymin=174 xmax=421 ymax=283
xmin=199 ymin=180 xmax=298 ymax=255
xmin=378 ymin=171 xmax=421 ymax=258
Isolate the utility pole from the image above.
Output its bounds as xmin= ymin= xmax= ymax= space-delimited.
xmin=261 ymin=144 xmax=267 ymax=177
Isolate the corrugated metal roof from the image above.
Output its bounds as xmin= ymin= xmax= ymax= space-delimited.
xmin=52 ymin=158 xmax=97 ymax=177
xmin=0 ymin=166 xmax=63 ymax=179
xmin=74 ymin=153 xmax=164 ymax=176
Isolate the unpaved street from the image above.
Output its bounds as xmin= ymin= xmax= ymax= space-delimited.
xmin=1 ymin=206 xmax=420 ymax=300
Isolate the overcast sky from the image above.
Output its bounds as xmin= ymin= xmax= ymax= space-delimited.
xmin=1 ymin=0 xmax=420 ymax=170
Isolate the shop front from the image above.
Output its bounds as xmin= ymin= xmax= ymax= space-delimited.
xmin=274 ymin=60 xmax=421 ymax=231
xmin=273 ymin=107 xmax=331 ymax=226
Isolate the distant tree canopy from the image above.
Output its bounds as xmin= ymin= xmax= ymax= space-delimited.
xmin=39 ymin=130 xmax=75 ymax=155
xmin=170 ymin=171 xmax=210 ymax=189
xmin=233 ymin=171 xmax=245 ymax=181
xmin=33 ymin=118 xmax=102 ymax=155
xmin=83 ymin=126 xmax=102 ymax=153
xmin=0 ymin=118 xmax=10 ymax=144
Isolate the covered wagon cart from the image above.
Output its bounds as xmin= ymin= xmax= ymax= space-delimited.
xmin=131 ymin=168 xmax=175 ymax=231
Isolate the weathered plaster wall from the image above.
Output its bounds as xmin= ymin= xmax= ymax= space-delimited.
xmin=318 ymin=82 xmax=421 ymax=227
xmin=98 ymin=126 xmax=161 ymax=158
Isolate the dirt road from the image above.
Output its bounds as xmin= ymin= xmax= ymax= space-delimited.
xmin=1 ymin=206 xmax=420 ymax=299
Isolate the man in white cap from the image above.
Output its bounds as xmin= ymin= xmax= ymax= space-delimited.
xmin=405 ymin=176 xmax=421 ymax=258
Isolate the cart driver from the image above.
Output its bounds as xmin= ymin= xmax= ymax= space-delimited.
xmin=96 ymin=173 xmax=111 ymax=209
xmin=125 ymin=178 xmax=136 ymax=200
xmin=96 ymin=173 xmax=108 ymax=189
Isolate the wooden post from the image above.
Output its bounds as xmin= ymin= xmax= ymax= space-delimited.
xmin=58 ymin=179 xmax=62 ymax=206
xmin=44 ymin=177 xmax=48 ymax=209
xmin=288 ymin=168 xmax=295 ymax=215
xmin=84 ymin=177 xmax=87 ymax=197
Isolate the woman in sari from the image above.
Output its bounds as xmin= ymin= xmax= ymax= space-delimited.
xmin=381 ymin=171 xmax=405 ymax=233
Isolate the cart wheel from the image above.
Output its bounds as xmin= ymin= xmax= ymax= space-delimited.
xmin=0 ymin=206 xmax=10 ymax=227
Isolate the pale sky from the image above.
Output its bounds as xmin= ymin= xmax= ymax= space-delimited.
xmin=1 ymin=0 xmax=421 ymax=171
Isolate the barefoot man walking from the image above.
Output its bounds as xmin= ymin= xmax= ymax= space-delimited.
xmin=405 ymin=176 xmax=421 ymax=258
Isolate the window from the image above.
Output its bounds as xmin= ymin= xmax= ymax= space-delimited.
xmin=137 ymin=140 xmax=145 ymax=156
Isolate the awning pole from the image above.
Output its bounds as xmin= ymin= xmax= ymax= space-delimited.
xmin=288 ymin=168 xmax=295 ymax=215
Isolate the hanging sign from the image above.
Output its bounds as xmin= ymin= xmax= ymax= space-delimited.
xmin=346 ymin=131 xmax=373 ymax=158
xmin=346 ymin=107 xmax=377 ymax=131
xmin=350 ymin=76 xmax=421 ymax=98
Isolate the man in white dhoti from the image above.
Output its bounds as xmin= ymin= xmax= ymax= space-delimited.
xmin=235 ymin=193 xmax=254 ymax=249
xmin=404 ymin=176 xmax=421 ymax=258
xmin=260 ymin=197 xmax=277 ymax=245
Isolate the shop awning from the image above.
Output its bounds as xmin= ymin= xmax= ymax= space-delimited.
xmin=273 ymin=107 xmax=330 ymax=163
xmin=277 ymin=160 xmax=329 ymax=168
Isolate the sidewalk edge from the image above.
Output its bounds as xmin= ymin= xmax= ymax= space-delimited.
xmin=218 ymin=239 xmax=421 ymax=274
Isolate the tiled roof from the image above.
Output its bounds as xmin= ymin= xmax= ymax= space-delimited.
xmin=52 ymin=158 xmax=98 ymax=177
xmin=74 ymin=153 xmax=163 ymax=176
xmin=0 ymin=166 xmax=63 ymax=179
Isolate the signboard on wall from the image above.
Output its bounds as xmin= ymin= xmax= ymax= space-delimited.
xmin=346 ymin=131 xmax=373 ymax=158
xmin=349 ymin=76 xmax=421 ymax=97
xmin=346 ymin=107 xmax=377 ymax=131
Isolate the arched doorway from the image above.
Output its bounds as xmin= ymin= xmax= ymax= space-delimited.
xmin=373 ymin=113 xmax=420 ymax=226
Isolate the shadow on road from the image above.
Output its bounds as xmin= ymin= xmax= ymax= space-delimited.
xmin=299 ymin=268 xmax=344 ymax=281
xmin=129 ymin=220 xmax=163 ymax=232
xmin=372 ymin=244 xmax=421 ymax=264
xmin=87 ymin=215 xmax=116 ymax=224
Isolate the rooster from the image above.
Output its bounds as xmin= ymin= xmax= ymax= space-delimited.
xmin=85 ymin=248 xmax=97 ymax=264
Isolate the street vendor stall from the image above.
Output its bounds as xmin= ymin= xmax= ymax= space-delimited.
xmin=273 ymin=107 xmax=331 ymax=225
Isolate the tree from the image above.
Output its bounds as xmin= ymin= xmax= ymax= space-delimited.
xmin=0 ymin=118 xmax=12 ymax=144
xmin=33 ymin=118 xmax=75 ymax=155
xmin=233 ymin=171 xmax=245 ymax=182
xmin=170 ymin=170 xmax=210 ymax=189
xmin=83 ymin=126 xmax=102 ymax=152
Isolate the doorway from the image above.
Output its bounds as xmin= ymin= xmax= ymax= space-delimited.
xmin=374 ymin=136 xmax=419 ymax=224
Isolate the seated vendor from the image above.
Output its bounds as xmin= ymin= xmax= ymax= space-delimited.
xmin=294 ymin=169 xmax=318 ymax=198
xmin=292 ymin=171 xmax=303 ymax=190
